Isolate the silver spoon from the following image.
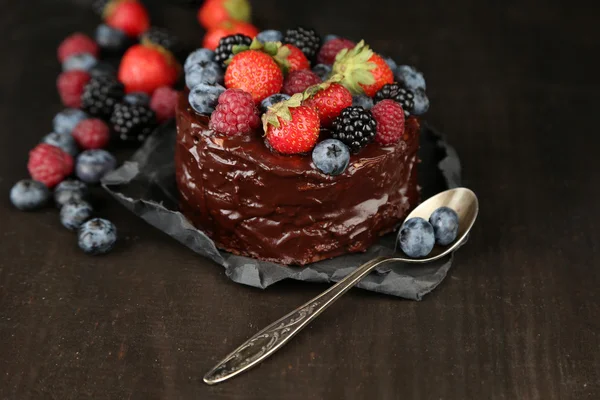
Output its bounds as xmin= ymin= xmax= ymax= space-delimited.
xmin=204 ymin=187 xmax=479 ymax=385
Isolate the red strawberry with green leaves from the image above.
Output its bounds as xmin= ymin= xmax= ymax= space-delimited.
xmin=104 ymin=0 xmax=150 ymax=37
xmin=118 ymin=42 xmax=180 ymax=95
xmin=198 ymin=0 xmax=251 ymax=30
xmin=303 ymin=83 xmax=353 ymax=127
xmin=283 ymin=44 xmax=310 ymax=72
xmin=263 ymin=94 xmax=320 ymax=154
xmin=203 ymin=21 xmax=259 ymax=51
xmin=360 ymin=54 xmax=394 ymax=97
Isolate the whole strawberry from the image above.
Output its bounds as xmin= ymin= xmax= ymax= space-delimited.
xmin=284 ymin=44 xmax=310 ymax=72
xmin=303 ymin=83 xmax=353 ymax=127
xmin=28 ymin=144 xmax=74 ymax=188
xmin=104 ymin=0 xmax=150 ymax=37
xmin=203 ymin=21 xmax=259 ymax=51
xmin=263 ymin=95 xmax=320 ymax=154
xmin=282 ymin=70 xmax=321 ymax=95
xmin=371 ymin=99 xmax=405 ymax=145
xmin=118 ymin=43 xmax=180 ymax=95
xmin=360 ymin=54 xmax=394 ymax=97
xmin=57 ymin=33 xmax=99 ymax=63
xmin=225 ymin=50 xmax=283 ymax=103
xmin=317 ymin=38 xmax=355 ymax=65
xmin=57 ymin=70 xmax=91 ymax=108
xmin=209 ymin=89 xmax=260 ymax=135
xmin=198 ymin=0 xmax=251 ymax=30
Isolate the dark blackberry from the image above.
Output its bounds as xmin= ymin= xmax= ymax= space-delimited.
xmin=141 ymin=27 xmax=179 ymax=53
xmin=89 ymin=62 xmax=116 ymax=79
xmin=92 ymin=0 xmax=109 ymax=15
xmin=81 ymin=75 xmax=125 ymax=120
xmin=374 ymin=83 xmax=415 ymax=117
xmin=110 ymin=102 xmax=157 ymax=143
xmin=331 ymin=106 xmax=377 ymax=153
xmin=214 ymin=34 xmax=252 ymax=68
xmin=283 ymin=27 xmax=321 ymax=61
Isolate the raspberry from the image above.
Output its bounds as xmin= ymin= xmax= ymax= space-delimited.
xmin=371 ymin=99 xmax=405 ymax=145
xmin=150 ymin=86 xmax=180 ymax=123
xmin=72 ymin=119 xmax=111 ymax=150
xmin=57 ymin=33 xmax=99 ymax=63
xmin=209 ymin=89 xmax=260 ymax=135
xmin=317 ymin=38 xmax=356 ymax=65
xmin=57 ymin=70 xmax=91 ymax=108
xmin=28 ymin=144 xmax=74 ymax=188
xmin=282 ymin=70 xmax=321 ymax=95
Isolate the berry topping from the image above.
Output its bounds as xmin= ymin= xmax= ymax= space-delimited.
xmin=209 ymin=89 xmax=260 ymax=135
xmin=72 ymin=118 xmax=111 ymax=150
xmin=317 ymin=38 xmax=356 ymax=65
xmin=57 ymin=33 xmax=99 ymax=63
xmin=54 ymin=180 xmax=88 ymax=209
xmin=104 ymin=0 xmax=150 ymax=37
xmin=41 ymin=132 xmax=79 ymax=157
xmin=10 ymin=180 xmax=50 ymax=211
xmin=284 ymin=44 xmax=310 ymax=72
xmin=141 ymin=27 xmax=179 ymax=53
xmin=260 ymin=93 xmax=290 ymax=114
xmin=256 ymin=29 xmax=283 ymax=44
xmin=384 ymin=56 xmax=398 ymax=72
xmin=323 ymin=34 xmax=339 ymax=43
xmin=225 ymin=49 xmax=283 ymax=103
xmin=60 ymin=200 xmax=93 ymax=231
xmin=28 ymin=144 xmax=74 ymax=188
xmin=282 ymin=69 xmax=321 ymax=95
xmin=374 ymin=83 xmax=414 ymax=117
xmin=110 ymin=102 xmax=157 ymax=143
xmin=214 ymin=34 xmax=252 ymax=68
xmin=95 ymin=24 xmax=128 ymax=51
xmin=203 ymin=21 xmax=259 ymax=51
xmin=312 ymin=139 xmax=351 ymax=176
xmin=185 ymin=60 xmax=224 ymax=89
xmin=312 ymin=63 xmax=332 ymax=81
xmin=81 ymin=75 xmax=125 ymax=119
xmin=150 ymin=86 xmax=179 ymax=123
xmin=352 ymin=94 xmax=373 ymax=110
xmin=331 ymin=106 xmax=377 ymax=153
xmin=118 ymin=43 xmax=180 ymax=95
xmin=62 ymin=53 xmax=98 ymax=72
xmin=303 ymin=83 xmax=353 ymax=127
xmin=78 ymin=218 xmax=117 ymax=255
xmin=398 ymin=218 xmax=435 ymax=258
xmin=75 ymin=149 xmax=117 ymax=184
xmin=185 ymin=48 xmax=215 ymax=73
xmin=359 ymin=53 xmax=394 ymax=97
xmin=283 ymin=27 xmax=321 ymax=61
xmin=412 ymin=88 xmax=430 ymax=115
xmin=123 ymin=92 xmax=150 ymax=106
xmin=429 ymin=207 xmax=459 ymax=246
xmin=198 ymin=0 xmax=251 ymax=30
xmin=371 ymin=99 xmax=405 ymax=145
xmin=53 ymin=109 xmax=88 ymax=135
xmin=57 ymin=70 xmax=91 ymax=108
xmin=188 ymin=82 xmax=226 ymax=115
xmin=395 ymin=65 xmax=426 ymax=91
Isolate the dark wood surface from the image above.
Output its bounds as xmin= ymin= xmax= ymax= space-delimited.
xmin=1 ymin=0 xmax=599 ymax=399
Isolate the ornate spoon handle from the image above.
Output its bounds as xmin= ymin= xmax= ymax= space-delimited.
xmin=203 ymin=256 xmax=391 ymax=385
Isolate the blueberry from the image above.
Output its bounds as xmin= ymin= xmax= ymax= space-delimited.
xmin=395 ymin=65 xmax=426 ymax=91
xmin=257 ymin=29 xmax=283 ymax=43
xmin=312 ymin=139 xmax=351 ymax=176
xmin=412 ymin=88 xmax=430 ymax=115
xmin=95 ymin=24 xmax=127 ymax=51
xmin=53 ymin=109 xmax=88 ymax=135
xmin=398 ymin=217 xmax=435 ymax=258
xmin=384 ymin=57 xmax=398 ymax=72
xmin=323 ymin=34 xmax=339 ymax=43
xmin=185 ymin=61 xmax=223 ymax=88
xmin=184 ymin=48 xmax=215 ymax=73
xmin=312 ymin=64 xmax=332 ymax=81
xmin=352 ymin=95 xmax=374 ymax=110
xmin=10 ymin=180 xmax=50 ymax=211
xmin=62 ymin=53 xmax=98 ymax=72
xmin=60 ymin=200 xmax=93 ymax=231
xmin=54 ymin=179 xmax=88 ymax=208
xmin=75 ymin=149 xmax=117 ymax=184
xmin=123 ymin=92 xmax=150 ymax=106
xmin=429 ymin=207 xmax=459 ymax=246
xmin=41 ymin=132 xmax=79 ymax=157
xmin=260 ymin=94 xmax=290 ymax=114
xmin=188 ymin=82 xmax=225 ymax=115
xmin=78 ymin=218 xmax=117 ymax=255
xmin=89 ymin=62 xmax=116 ymax=78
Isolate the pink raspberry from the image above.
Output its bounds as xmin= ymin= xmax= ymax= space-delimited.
xmin=209 ymin=89 xmax=260 ymax=135
xmin=72 ymin=119 xmax=111 ymax=150
xmin=57 ymin=33 xmax=99 ymax=63
xmin=282 ymin=70 xmax=322 ymax=95
xmin=371 ymin=99 xmax=405 ymax=145
xmin=57 ymin=70 xmax=91 ymax=108
xmin=27 ymin=144 xmax=74 ymax=188
xmin=150 ymin=86 xmax=180 ymax=123
xmin=317 ymin=38 xmax=356 ymax=65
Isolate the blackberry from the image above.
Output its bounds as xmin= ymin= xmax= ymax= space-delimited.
xmin=81 ymin=75 xmax=125 ymax=120
xmin=331 ymin=106 xmax=377 ymax=153
xmin=214 ymin=34 xmax=252 ymax=68
xmin=374 ymin=83 xmax=415 ymax=117
xmin=141 ymin=27 xmax=179 ymax=53
xmin=92 ymin=0 xmax=109 ymax=15
xmin=110 ymin=102 xmax=157 ymax=143
xmin=283 ymin=27 xmax=321 ymax=61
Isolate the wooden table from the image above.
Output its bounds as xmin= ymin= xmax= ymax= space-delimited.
xmin=1 ymin=0 xmax=598 ymax=398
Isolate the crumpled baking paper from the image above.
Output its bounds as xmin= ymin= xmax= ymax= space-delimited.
xmin=102 ymin=121 xmax=461 ymax=300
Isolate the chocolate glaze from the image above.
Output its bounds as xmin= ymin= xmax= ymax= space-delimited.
xmin=175 ymin=94 xmax=420 ymax=265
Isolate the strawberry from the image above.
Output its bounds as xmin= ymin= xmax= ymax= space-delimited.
xmin=283 ymin=44 xmax=310 ymax=72
xmin=104 ymin=0 xmax=150 ymax=38
xmin=263 ymin=94 xmax=320 ymax=154
xmin=303 ymin=83 xmax=352 ymax=127
xmin=203 ymin=21 xmax=259 ymax=51
xmin=118 ymin=43 xmax=180 ymax=95
xmin=198 ymin=0 xmax=251 ymax=30
xmin=360 ymin=54 xmax=394 ymax=97
xmin=225 ymin=50 xmax=283 ymax=103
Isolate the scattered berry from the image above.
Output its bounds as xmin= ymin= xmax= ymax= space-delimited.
xmin=303 ymin=83 xmax=353 ymax=127
xmin=10 ymin=180 xmax=50 ymax=211
xmin=81 ymin=75 xmax=125 ymax=119
xmin=57 ymin=33 xmax=99 ymax=63
xmin=225 ymin=50 xmax=283 ymax=103
xmin=62 ymin=53 xmax=98 ymax=72
xmin=118 ymin=44 xmax=180 ymax=95
xmin=412 ymin=88 xmax=430 ymax=115
xmin=264 ymin=101 xmax=320 ymax=154
xmin=89 ymin=62 xmax=116 ymax=78
xmin=188 ymin=82 xmax=226 ymax=114
xmin=141 ymin=26 xmax=179 ymax=53
xmin=41 ymin=132 xmax=79 ymax=157
xmin=78 ymin=218 xmax=117 ymax=255
xmin=398 ymin=218 xmax=435 ymax=258
xmin=72 ymin=118 xmax=111 ymax=150
xmin=371 ymin=99 xmax=405 ymax=145
xmin=352 ymin=95 xmax=373 ymax=110
xmin=429 ymin=207 xmax=459 ymax=246
xmin=57 ymin=70 xmax=91 ymax=108
xmin=384 ymin=57 xmax=398 ymax=72
xmin=60 ymin=200 xmax=93 ymax=231
xmin=123 ymin=92 xmax=150 ymax=106
xmin=75 ymin=149 xmax=117 ymax=184
xmin=28 ymin=144 xmax=74 ymax=188
xmin=150 ymin=86 xmax=179 ymax=123
xmin=256 ymin=29 xmax=283 ymax=43
xmin=105 ymin=0 xmax=150 ymax=37
xmin=53 ymin=109 xmax=88 ymax=135
xmin=331 ymin=106 xmax=377 ymax=153
xmin=284 ymin=44 xmax=310 ymax=72
xmin=322 ymin=34 xmax=339 ymax=43
xmin=54 ymin=179 xmax=88 ymax=209
xmin=203 ymin=21 xmax=259 ymax=51
xmin=198 ymin=0 xmax=251 ymax=30
xmin=359 ymin=53 xmax=394 ymax=97
xmin=395 ymin=65 xmax=426 ymax=91
xmin=282 ymin=69 xmax=321 ymax=95
xmin=214 ymin=34 xmax=252 ymax=68
xmin=312 ymin=139 xmax=350 ymax=176
xmin=312 ymin=63 xmax=332 ymax=81
xmin=110 ymin=102 xmax=157 ymax=143
xmin=184 ymin=48 xmax=215 ymax=73
xmin=317 ymin=38 xmax=355 ymax=65
xmin=185 ymin=60 xmax=223 ymax=88
xmin=374 ymin=83 xmax=414 ymax=117
xmin=209 ymin=89 xmax=259 ymax=135
xmin=283 ymin=27 xmax=321 ymax=61
xmin=260 ymin=93 xmax=290 ymax=114
xmin=95 ymin=24 xmax=128 ymax=51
